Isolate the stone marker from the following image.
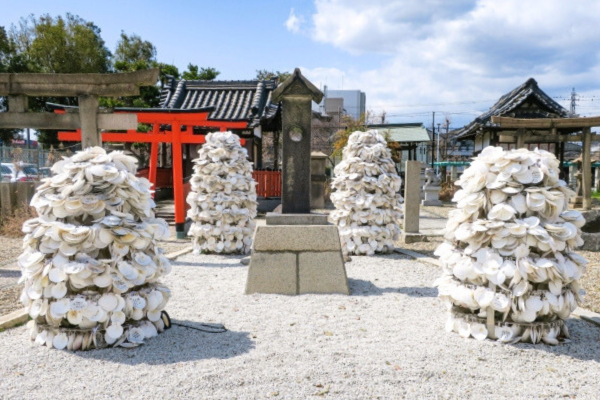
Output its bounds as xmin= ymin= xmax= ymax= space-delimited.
xmin=310 ymin=151 xmax=328 ymax=209
xmin=450 ymin=165 xmax=458 ymax=181
xmin=421 ymin=167 xmax=442 ymax=206
xmin=246 ymin=69 xmax=349 ymax=295
xmin=402 ymin=160 xmax=426 ymax=243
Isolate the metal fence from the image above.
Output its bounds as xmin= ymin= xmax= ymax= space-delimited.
xmin=0 ymin=145 xmax=80 ymax=181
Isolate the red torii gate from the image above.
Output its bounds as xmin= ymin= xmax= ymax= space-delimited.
xmin=56 ymin=106 xmax=248 ymax=238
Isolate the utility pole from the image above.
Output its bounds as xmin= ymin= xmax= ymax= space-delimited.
xmin=570 ymin=87 xmax=577 ymax=116
xmin=436 ymin=123 xmax=441 ymax=175
xmin=431 ymin=111 xmax=435 ymax=167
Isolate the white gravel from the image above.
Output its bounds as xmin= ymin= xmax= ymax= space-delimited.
xmin=1 ymin=253 xmax=600 ymax=399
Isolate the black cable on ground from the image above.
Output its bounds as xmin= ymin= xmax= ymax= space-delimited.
xmin=161 ymin=311 xmax=227 ymax=333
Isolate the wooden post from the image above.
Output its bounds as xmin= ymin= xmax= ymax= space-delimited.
xmin=516 ymin=128 xmax=526 ymax=149
xmin=149 ymin=143 xmax=159 ymax=199
xmin=172 ymin=124 xmax=186 ymax=238
xmin=78 ymin=95 xmax=100 ymax=148
xmin=582 ymin=127 xmax=592 ymax=210
xmin=552 ymin=128 xmax=559 ymax=157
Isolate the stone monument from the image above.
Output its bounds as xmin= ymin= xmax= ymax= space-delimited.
xmin=310 ymin=151 xmax=328 ymax=209
xmin=245 ymin=69 xmax=349 ymax=295
xmin=402 ymin=160 xmax=426 ymax=243
xmin=421 ymin=167 xmax=442 ymax=206
xmin=570 ymin=156 xmax=584 ymax=207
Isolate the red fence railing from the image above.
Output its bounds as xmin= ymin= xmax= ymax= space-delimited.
xmin=138 ymin=167 xmax=282 ymax=198
xmin=253 ymin=170 xmax=282 ymax=198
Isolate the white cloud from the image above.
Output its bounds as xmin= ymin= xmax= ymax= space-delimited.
xmin=296 ymin=0 xmax=600 ymax=126
xmin=285 ymin=8 xmax=304 ymax=34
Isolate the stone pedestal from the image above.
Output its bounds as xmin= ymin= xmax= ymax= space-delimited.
xmin=450 ymin=165 xmax=458 ymax=182
xmin=569 ymin=164 xmax=578 ymax=189
xmin=422 ymin=186 xmax=442 ymax=206
xmin=570 ymin=168 xmax=583 ymax=207
xmin=245 ymin=213 xmax=349 ymax=295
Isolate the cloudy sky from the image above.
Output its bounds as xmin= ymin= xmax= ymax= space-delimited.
xmin=2 ymin=0 xmax=600 ymax=128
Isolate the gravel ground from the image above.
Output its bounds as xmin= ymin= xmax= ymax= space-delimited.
xmin=421 ymin=204 xmax=454 ymax=218
xmin=1 ymin=253 xmax=600 ymax=399
xmin=0 ymin=236 xmax=24 ymax=265
xmin=0 ymin=284 xmax=22 ymax=315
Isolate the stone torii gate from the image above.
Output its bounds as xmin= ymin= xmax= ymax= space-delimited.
xmin=0 ymin=70 xmax=159 ymax=147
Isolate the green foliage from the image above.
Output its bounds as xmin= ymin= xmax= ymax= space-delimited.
xmin=332 ymin=113 xmax=368 ymax=158
xmin=158 ymin=63 xmax=180 ymax=80
xmin=255 ymin=69 xmax=291 ymax=82
xmin=332 ymin=112 xmax=399 ymax=160
xmin=0 ymin=26 xmax=10 ymax=72
xmin=26 ymin=13 xmax=111 ymax=73
xmin=114 ymin=32 xmax=156 ymax=65
xmin=2 ymin=14 xmax=218 ymax=146
xmin=182 ymin=64 xmax=219 ymax=81
xmin=0 ymin=26 xmax=28 ymax=143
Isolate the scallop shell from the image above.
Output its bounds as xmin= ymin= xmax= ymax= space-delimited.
xmin=435 ymin=146 xmax=586 ymax=345
xmin=18 ymin=146 xmax=172 ymax=350
xmin=187 ymin=132 xmax=258 ymax=254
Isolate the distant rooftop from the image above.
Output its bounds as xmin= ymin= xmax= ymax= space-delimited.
xmin=159 ymin=77 xmax=281 ymax=129
xmin=456 ymin=78 xmax=570 ymax=139
xmin=367 ymin=123 xmax=430 ymax=143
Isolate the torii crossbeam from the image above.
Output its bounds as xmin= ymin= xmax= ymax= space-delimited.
xmin=0 ymin=70 xmax=159 ymax=147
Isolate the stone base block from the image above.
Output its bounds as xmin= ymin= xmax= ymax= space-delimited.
xmin=245 ymin=252 xmax=297 ymax=295
xmin=570 ymin=196 xmax=583 ymax=206
xmin=421 ymin=199 xmax=442 ymax=206
xmin=245 ymin=225 xmax=349 ymax=295
xmin=401 ymin=232 xmax=427 ymax=244
xmin=266 ymin=213 xmax=328 ymax=225
xmin=299 ymin=252 xmax=348 ymax=294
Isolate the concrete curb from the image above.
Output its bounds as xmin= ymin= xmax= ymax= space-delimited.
xmin=165 ymin=246 xmax=193 ymax=260
xmin=394 ymin=248 xmax=442 ymax=267
xmin=396 ymin=247 xmax=600 ymax=329
xmin=572 ymin=307 xmax=600 ymax=327
xmin=0 ymin=308 xmax=28 ymax=330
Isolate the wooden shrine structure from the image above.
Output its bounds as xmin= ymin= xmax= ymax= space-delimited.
xmin=159 ymin=77 xmax=282 ymax=168
xmin=491 ymin=115 xmax=600 ymax=210
xmin=455 ymin=77 xmax=600 ymax=210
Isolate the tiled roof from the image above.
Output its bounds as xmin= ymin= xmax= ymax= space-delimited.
xmin=159 ymin=77 xmax=280 ymax=129
xmin=456 ymin=78 xmax=570 ymax=139
xmin=367 ymin=123 xmax=430 ymax=143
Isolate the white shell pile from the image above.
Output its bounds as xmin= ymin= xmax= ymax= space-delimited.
xmin=434 ymin=146 xmax=587 ymax=345
xmin=187 ymin=131 xmax=257 ymax=254
xmin=19 ymin=147 xmax=172 ymax=351
xmin=329 ymin=130 xmax=403 ymax=255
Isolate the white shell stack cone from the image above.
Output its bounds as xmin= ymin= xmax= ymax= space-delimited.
xmin=329 ymin=130 xmax=403 ymax=255
xmin=19 ymin=147 xmax=172 ymax=351
xmin=434 ymin=146 xmax=587 ymax=345
xmin=187 ymin=131 xmax=258 ymax=254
